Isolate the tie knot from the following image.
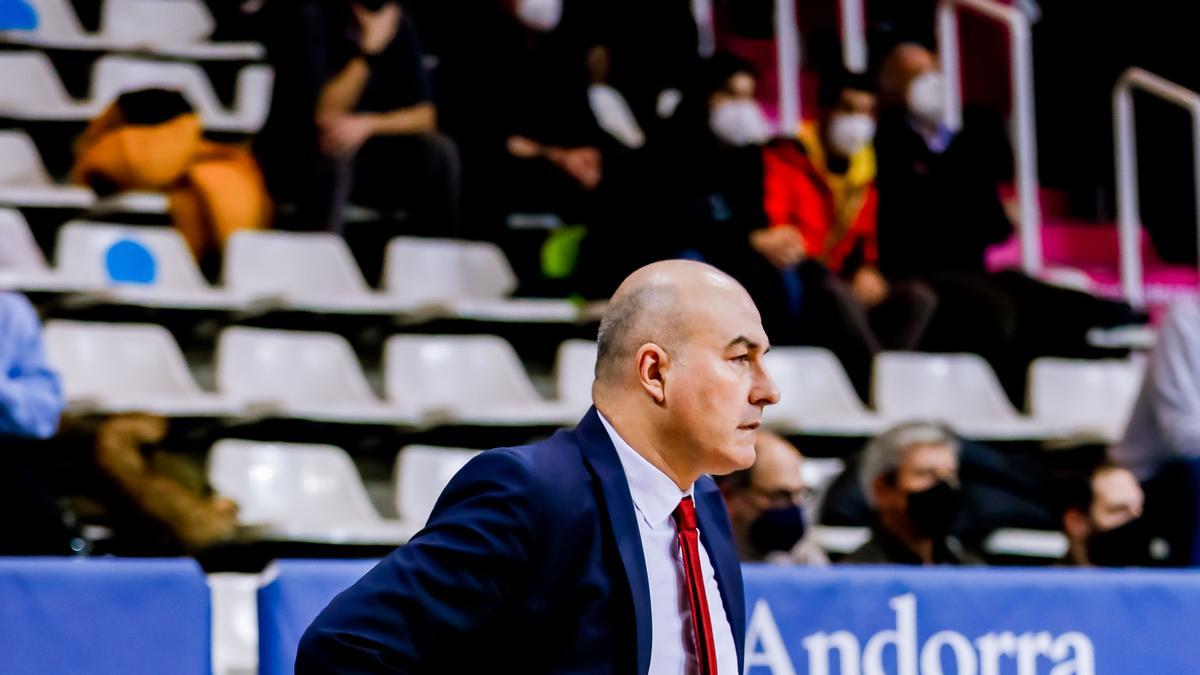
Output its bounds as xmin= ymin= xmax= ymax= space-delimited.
xmin=673 ymin=496 xmax=698 ymax=530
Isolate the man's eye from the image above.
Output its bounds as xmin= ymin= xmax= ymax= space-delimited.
xmin=732 ymin=354 xmax=751 ymax=362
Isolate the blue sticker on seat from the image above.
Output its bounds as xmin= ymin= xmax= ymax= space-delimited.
xmin=105 ymin=239 xmax=156 ymax=284
xmin=0 ymin=0 xmax=37 ymax=30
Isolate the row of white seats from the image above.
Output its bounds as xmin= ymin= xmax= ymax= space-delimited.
xmin=0 ymin=211 xmax=583 ymax=322
xmin=211 ymin=441 xmax=848 ymax=547
xmin=1 ymin=0 xmax=264 ymax=59
xmin=43 ymin=322 xmax=593 ymax=425
xmin=204 ymin=441 xmax=1062 ymax=675
xmin=763 ymin=347 xmax=1145 ymax=442
xmin=39 ymin=314 xmax=1144 ymax=441
xmin=0 ymin=51 xmax=271 ymax=132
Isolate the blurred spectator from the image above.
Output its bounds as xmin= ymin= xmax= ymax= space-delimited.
xmin=1115 ymin=297 xmax=1200 ymax=481
xmin=756 ymin=70 xmax=936 ymax=395
xmin=256 ymin=0 xmax=459 ymax=234
xmin=0 ymin=292 xmax=74 ymax=555
xmin=0 ymin=293 xmax=62 ymax=440
xmin=844 ymin=421 xmax=982 ymax=565
xmin=1060 ymin=464 xmax=1162 ymax=567
xmin=718 ymin=431 xmax=828 ymax=566
xmin=435 ymin=1 xmax=601 ymax=229
xmin=874 ymin=42 xmax=1139 ymax=404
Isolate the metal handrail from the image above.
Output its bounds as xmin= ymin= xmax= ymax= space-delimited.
xmin=775 ymin=0 xmax=803 ymax=133
xmin=839 ymin=0 xmax=867 ymax=74
xmin=1112 ymin=67 xmax=1200 ymax=308
xmin=937 ymin=0 xmax=1043 ymax=275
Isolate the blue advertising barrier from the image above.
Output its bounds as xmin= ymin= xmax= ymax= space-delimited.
xmin=258 ymin=558 xmax=377 ymax=675
xmin=0 ymin=557 xmax=210 ymax=675
xmin=743 ymin=565 xmax=1200 ymax=675
xmin=262 ymin=559 xmax=1200 ymax=675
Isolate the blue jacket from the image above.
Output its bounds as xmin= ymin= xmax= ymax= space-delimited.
xmin=297 ymin=407 xmax=746 ymax=674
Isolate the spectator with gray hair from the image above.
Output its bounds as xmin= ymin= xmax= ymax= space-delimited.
xmin=844 ymin=421 xmax=982 ymax=565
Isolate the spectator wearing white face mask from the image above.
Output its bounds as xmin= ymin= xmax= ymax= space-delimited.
xmin=751 ymin=71 xmax=937 ymax=397
xmin=873 ymin=42 xmax=1141 ymax=407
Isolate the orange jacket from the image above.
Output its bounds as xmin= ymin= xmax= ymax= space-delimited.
xmin=73 ymin=99 xmax=270 ymax=258
xmin=762 ymin=122 xmax=878 ymax=274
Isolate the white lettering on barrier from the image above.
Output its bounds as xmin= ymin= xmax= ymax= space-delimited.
xmin=744 ymin=594 xmax=1096 ymax=675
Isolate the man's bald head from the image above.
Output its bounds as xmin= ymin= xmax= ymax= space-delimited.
xmin=879 ymin=42 xmax=937 ymax=106
xmin=594 ymin=260 xmax=748 ymax=385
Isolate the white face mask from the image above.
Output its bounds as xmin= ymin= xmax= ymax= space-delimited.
xmin=515 ymin=0 xmax=562 ymax=32
xmin=827 ymin=112 xmax=876 ymax=157
xmin=710 ymin=100 xmax=771 ymax=147
xmin=906 ymin=71 xmax=946 ymax=125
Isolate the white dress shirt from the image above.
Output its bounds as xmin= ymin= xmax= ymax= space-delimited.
xmin=599 ymin=413 xmax=738 ymax=675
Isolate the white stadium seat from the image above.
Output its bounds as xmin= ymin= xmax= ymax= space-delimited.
xmin=223 ymin=231 xmax=408 ymax=315
xmin=762 ymin=347 xmax=887 ymax=436
xmin=0 ymin=209 xmax=80 ymax=292
xmin=554 ymin=339 xmax=597 ymax=416
xmin=0 ymin=51 xmax=97 ymax=120
xmin=383 ymin=237 xmax=578 ymax=322
xmin=801 ymin=457 xmax=846 ymax=520
xmin=216 ymin=327 xmax=416 ymax=425
xmin=873 ymin=352 xmax=1070 ymax=441
xmin=91 ymin=56 xmax=273 ymax=133
xmin=393 ymin=445 xmax=481 ymax=537
xmin=0 ymin=131 xmax=96 ymax=208
xmin=1 ymin=0 xmax=264 ymax=60
xmin=208 ymin=573 xmax=259 ymax=675
xmin=385 ymin=334 xmax=577 ymax=427
xmin=99 ymin=0 xmax=264 ymax=60
xmin=207 ymin=439 xmax=407 ymax=545
xmin=1028 ymin=357 xmax=1147 ymax=443
xmin=54 ymin=222 xmax=249 ymax=310
xmin=43 ymin=320 xmax=243 ymax=417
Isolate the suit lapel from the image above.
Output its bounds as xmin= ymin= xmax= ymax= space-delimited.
xmin=696 ymin=480 xmax=747 ymax=674
xmin=574 ymin=407 xmax=653 ymax=675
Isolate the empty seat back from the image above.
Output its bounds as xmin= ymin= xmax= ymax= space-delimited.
xmin=1029 ymin=357 xmax=1146 ymax=438
xmin=554 ymin=339 xmax=596 ymax=410
xmin=0 ymin=209 xmax=49 ymax=272
xmin=0 ymin=131 xmax=52 ymax=186
xmin=101 ymin=0 xmax=215 ymax=46
xmin=873 ymin=352 xmax=1019 ymax=423
xmin=54 ymin=222 xmax=209 ymax=289
xmin=0 ymin=51 xmax=76 ymax=113
xmin=43 ymin=320 xmax=203 ymax=400
xmin=223 ymin=230 xmax=370 ymax=298
xmin=763 ymin=347 xmax=871 ymax=423
xmin=394 ymin=445 xmax=480 ymax=526
xmin=384 ymin=334 xmax=542 ymax=412
xmin=382 ymin=237 xmax=516 ymax=304
xmin=208 ymin=439 xmax=381 ymax=531
xmin=216 ymin=327 xmax=379 ymax=407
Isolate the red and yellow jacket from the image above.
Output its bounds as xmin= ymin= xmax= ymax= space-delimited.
xmin=762 ymin=121 xmax=878 ymax=274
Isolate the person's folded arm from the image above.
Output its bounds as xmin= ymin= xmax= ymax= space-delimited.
xmin=361 ymin=102 xmax=436 ymax=136
xmin=296 ymin=448 xmax=543 ymax=674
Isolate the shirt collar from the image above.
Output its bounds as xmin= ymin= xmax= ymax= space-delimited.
xmin=598 ymin=411 xmax=693 ymax=530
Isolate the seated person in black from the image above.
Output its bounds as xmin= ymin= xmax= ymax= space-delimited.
xmin=256 ymin=0 xmax=459 ymax=235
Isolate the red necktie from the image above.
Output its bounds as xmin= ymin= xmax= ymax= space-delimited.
xmin=673 ymin=496 xmax=718 ymax=675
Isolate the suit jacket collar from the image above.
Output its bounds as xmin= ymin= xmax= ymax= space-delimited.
xmin=572 ymin=407 xmax=747 ymax=675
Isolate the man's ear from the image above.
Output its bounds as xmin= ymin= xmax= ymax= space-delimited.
xmin=636 ymin=343 xmax=668 ymax=405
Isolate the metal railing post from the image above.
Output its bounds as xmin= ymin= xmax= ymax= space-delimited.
xmin=936 ymin=0 xmax=1042 ymax=275
xmin=1112 ymin=67 xmax=1200 ymax=308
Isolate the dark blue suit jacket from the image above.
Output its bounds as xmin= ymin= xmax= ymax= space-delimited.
xmin=296 ymin=408 xmax=746 ymax=674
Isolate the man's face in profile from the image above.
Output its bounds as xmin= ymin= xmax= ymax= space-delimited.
xmin=663 ymin=281 xmax=779 ymax=477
